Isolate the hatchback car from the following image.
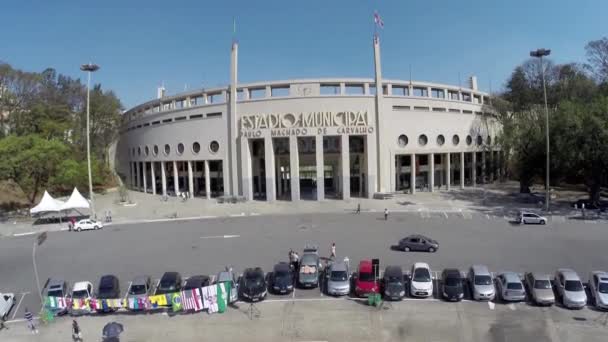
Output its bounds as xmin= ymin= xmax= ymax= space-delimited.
xmin=183 ymin=275 xmax=211 ymax=290
xmin=410 ymin=262 xmax=433 ymax=298
xmin=298 ymin=247 xmax=322 ymax=288
xmin=495 ymin=272 xmax=526 ymax=302
xmin=518 ymin=212 xmax=547 ymax=225
xmin=354 ymin=260 xmax=379 ymax=297
xmin=381 ymin=266 xmax=405 ymax=300
xmin=588 ymin=271 xmax=608 ymax=310
xmin=524 ymin=272 xmax=555 ymax=306
xmin=270 ymin=262 xmax=294 ymax=294
xmin=326 ymin=261 xmax=350 ymax=296
xmin=239 ymin=267 xmax=267 ymax=302
xmin=216 ymin=267 xmax=239 ymax=304
xmin=0 ymin=293 xmax=15 ymax=320
xmin=74 ymin=219 xmax=103 ymax=231
xmin=155 ymin=272 xmax=182 ymax=295
xmin=441 ymin=269 xmax=464 ymax=301
xmin=398 ymin=234 xmax=439 ymax=252
xmin=468 ymin=265 xmax=495 ymax=301
xmin=44 ymin=278 xmax=70 ymax=315
xmin=554 ymin=269 xmax=587 ymax=309
xmin=127 ymin=275 xmax=151 ymax=310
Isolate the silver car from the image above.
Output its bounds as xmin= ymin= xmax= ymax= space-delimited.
xmin=518 ymin=211 xmax=547 ymax=225
xmin=495 ymin=272 xmax=526 ymax=302
xmin=468 ymin=265 xmax=496 ymax=300
xmin=326 ymin=260 xmax=350 ymax=296
xmin=216 ymin=268 xmax=239 ymax=303
xmin=588 ymin=271 xmax=608 ymax=310
xmin=127 ymin=276 xmax=151 ymax=310
xmin=524 ymin=272 xmax=555 ymax=306
xmin=554 ymin=269 xmax=587 ymax=309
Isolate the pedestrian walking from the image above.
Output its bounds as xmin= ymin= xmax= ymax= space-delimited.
xmin=24 ymin=308 xmax=37 ymax=334
xmin=356 ymin=203 xmax=361 ymax=214
xmin=0 ymin=316 xmax=8 ymax=330
xmin=582 ymin=203 xmax=586 ymax=219
xmin=330 ymin=243 xmax=336 ymax=259
xmin=72 ymin=319 xmax=82 ymax=341
xmin=384 ymin=208 xmax=389 ymax=221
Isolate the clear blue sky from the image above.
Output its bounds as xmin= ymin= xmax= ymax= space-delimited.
xmin=2 ymin=0 xmax=606 ymax=108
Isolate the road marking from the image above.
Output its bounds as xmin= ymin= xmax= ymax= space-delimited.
xmin=508 ymin=303 xmax=516 ymax=311
xmin=5 ymin=317 xmax=39 ymax=324
xmin=488 ymin=301 xmax=495 ymax=310
xmin=229 ymin=213 xmax=246 ymax=217
xmin=200 ymin=235 xmax=240 ymax=239
xmin=485 ymin=214 xmax=490 ymax=219
xmin=11 ymin=292 xmax=28 ymax=320
xmin=249 ymin=213 xmax=260 ymax=216
xmin=13 ymin=231 xmax=37 ymax=237
xmin=443 ymin=212 xmax=448 ymax=219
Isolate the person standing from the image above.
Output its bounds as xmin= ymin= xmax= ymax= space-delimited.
xmin=384 ymin=208 xmax=389 ymax=221
xmin=330 ymin=243 xmax=336 ymax=259
xmin=356 ymin=203 xmax=361 ymax=214
xmin=72 ymin=319 xmax=82 ymax=341
xmin=24 ymin=308 xmax=37 ymax=334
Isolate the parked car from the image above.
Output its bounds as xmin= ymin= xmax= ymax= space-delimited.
xmin=127 ymin=275 xmax=151 ymax=310
xmin=326 ymin=260 xmax=350 ymax=296
xmin=354 ymin=259 xmax=379 ymax=297
xmin=96 ymin=275 xmax=120 ymax=312
xmin=0 ymin=293 xmax=15 ymax=320
xmin=44 ymin=278 xmax=70 ymax=315
xmin=588 ymin=271 xmax=608 ymax=310
xmin=71 ymin=281 xmax=94 ymax=315
xmin=270 ymin=262 xmax=294 ymax=294
xmin=382 ymin=265 xmax=405 ymax=301
xmin=518 ymin=212 xmax=547 ymax=225
xmin=495 ymin=272 xmax=526 ymax=302
xmin=155 ymin=272 xmax=182 ymax=295
xmin=524 ymin=272 xmax=555 ymax=306
xmin=215 ymin=267 xmax=239 ymax=304
xmin=298 ymin=246 xmax=322 ymax=288
xmin=441 ymin=269 xmax=464 ymax=301
xmin=73 ymin=219 xmax=103 ymax=231
xmin=468 ymin=265 xmax=495 ymax=301
xmin=554 ymin=269 xmax=587 ymax=309
xmin=183 ymin=275 xmax=211 ymax=290
xmin=239 ymin=267 xmax=267 ymax=302
xmin=398 ymin=234 xmax=439 ymax=252
xmin=410 ymin=262 xmax=433 ymax=298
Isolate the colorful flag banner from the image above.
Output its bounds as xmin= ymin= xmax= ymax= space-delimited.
xmin=149 ymin=294 xmax=168 ymax=307
xmin=202 ymin=285 xmax=218 ymax=313
xmin=171 ymin=293 xmax=182 ymax=312
xmin=374 ymin=11 xmax=384 ymax=29
xmin=217 ymin=283 xmax=227 ymax=313
xmin=183 ymin=289 xmax=203 ymax=311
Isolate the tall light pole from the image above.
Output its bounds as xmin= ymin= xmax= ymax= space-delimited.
xmin=80 ymin=63 xmax=99 ymax=218
xmin=529 ymin=48 xmax=551 ymax=212
xmin=33 ymin=232 xmax=47 ymax=307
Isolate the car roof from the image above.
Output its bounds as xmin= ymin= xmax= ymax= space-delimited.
xmin=557 ymin=269 xmax=580 ymax=280
xmin=413 ymin=262 xmax=430 ymax=270
xmin=244 ymin=267 xmax=264 ymax=276
xmin=384 ymin=266 xmax=402 ymax=277
xmin=185 ymin=275 xmax=209 ymax=284
xmin=72 ymin=282 xmax=90 ymax=291
xmin=471 ymin=264 xmax=491 ymax=274
xmin=131 ymin=276 xmax=150 ymax=285
xmin=528 ymin=272 xmax=551 ymax=281
xmin=274 ymin=262 xmax=291 ymax=272
xmin=161 ymin=272 xmax=180 ymax=280
xmin=499 ymin=272 xmax=521 ymax=283
xmin=591 ymin=271 xmax=608 ymax=281
xmin=330 ymin=262 xmax=348 ymax=272
xmin=443 ymin=269 xmax=461 ymax=278
xmin=217 ymin=271 xmax=233 ymax=282
xmin=405 ymin=234 xmax=428 ymax=239
xmin=48 ymin=279 xmax=66 ymax=288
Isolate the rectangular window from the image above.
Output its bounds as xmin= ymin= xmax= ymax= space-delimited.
xmin=320 ymin=84 xmax=340 ymax=95
xmin=483 ymin=96 xmax=490 ymax=104
xmin=208 ymin=93 xmax=225 ymax=103
xmin=152 ymin=121 xmax=160 ymax=125
xmin=431 ymin=88 xmax=445 ymax=99
xmin=193 ymin=96 xmax=204 ymax=105
xmin=271 ymin=86 xmax=289 ymax=97
xmin=462 ymin=110 xmax=473 ymax=114
xmin=249 ymin=88 xmax=265 ymax=99
xmin=448 ymin=109 xmax=461 ymax=113
xmin=475 ymin=111 xmax=483 ymax=115
xmin=413 ymin=106 xmax=430 ymax=111
xmin=473 ymin=95 xmax=481 ymax=104
xmin=369 ymin=85 xmax=376 ymax=95
xmin=189 ymin=114 xmax=203 ymax=119
xmin=136 ymin=125 xmax=142 ymax=128
xmin=392 ymin=105 xmax=410 ymax=111
xmin=432 ymin=107 xmax=446 ymax=112
xmin=175 ymin=100 xmax=184 ymax=109
xmin=207 ymin=112 xmax=222 ymax=118
xmin=382 ymin=85 xmax=389 ymax=95
xmin=448 ymin=90 xmax=459 ymax=100
xmin=413 ymin=87 xmax=428 ymax=97
xmin=462 ymin=92 xmax=472 ymax=102
xmin=392 ymin=86 xmax=409 ymax=96
xmin=237 ymin=89 xmax=245 ymax=100
xmin=345 ymin=84 xmax=364 ymax=95
xmin=162 ymin=118 xmax=172 ymax=123
xmin=175 ymin=116 xmax=186 ymax=121
xmin=143 ymin=123 xmax=150 ymax=127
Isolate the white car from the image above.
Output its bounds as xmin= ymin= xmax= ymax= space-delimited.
xmin=518 ymin=212 xmax=547 ymax=225
xmin=0 ymin=292 xmax=16 ymax=319
xmin=410 ymin=262 xmax=433 ymax=298
xmin=71 ymin=281 xmax=94 ymax=315
xmin=74 ymin=219 xmax=103 ymax=232
xmin=588 ymin=271 xmax=608 ymax=310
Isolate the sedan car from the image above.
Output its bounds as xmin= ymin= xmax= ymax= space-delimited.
xmin=410 ymin=262 xmax=433 ymax=298
xmin=155 ymin=272 xmax=183 ymax=295
xmin=183 ymin=275 xmax=211 ymax=290
xmin=44 ymin=278 xmax=70 ymax=315
xmin=298 ymin=247 xmax=321 ymax=288
xmin=468 ymin=265 xmax=495 ymax=301
xmin=495 ymin=272 xmax=526 ymax=302
xmin=270 ymin=263 xmax=294 ymax=294
xmin=441 ymin=269 xmax=464 ymax=302
xmin=127 ymin=276 xmax=151 ymax=310
xmin=398 ymin=234 xmax=439 ymax=252
xmin=382 ymin=266 xmax=405 ymax=301
xmin=96 ymin=275 xmax=120 ymax=312
xmin=524 ymin=272 xmax=555 ymax=306
xmin=354 ymin=260 xmax=379 ymax=297
xmin=554 ymin=269 xmax=587 ymax=309
xmin=588 ymin=271 xmax=608 ymax=310
xmin=326 ymin=260 xmax=350 ymax=296
xmin=239 ymin=267 xmax=267 ymax=302
xmin=518 ymin=212 xmax=547 ymax=225
xmin=0 ymin=293 xmax=15 ymax=320
xmin=74 ymin=219 xmax=103 ymax=231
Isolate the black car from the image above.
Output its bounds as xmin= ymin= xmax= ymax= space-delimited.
xmin=398 ymin=234 xmax=439 ymax=252
xmin=441 ymin=269 xmax=464 ymax=301
xmin=239 ymin=267 xmax=267 ymax=302
xmin=183 ymin=275 xmax=211 ymax=290
xmin=382 ymin=266 xmax=405 ymax=300
xmin=269 ymin=262 xmax=294 ymax=294
xmin=156 ymin=272 xmax=182 ymax=295
xmin=96 ymin=275 xmax=120 ymax=312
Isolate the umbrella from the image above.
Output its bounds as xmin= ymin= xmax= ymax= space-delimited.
xmin=102 ymin=322 xmax=124 ymax=338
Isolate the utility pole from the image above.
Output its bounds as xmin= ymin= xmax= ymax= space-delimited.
xmin=80 ymin=63 xmax=100 ymax=218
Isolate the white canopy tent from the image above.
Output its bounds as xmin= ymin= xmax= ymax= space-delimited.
xmin=60 ymin=187 xmax=90 ymax=211
xmin=30 ymin=190 xmax=66 ymax=214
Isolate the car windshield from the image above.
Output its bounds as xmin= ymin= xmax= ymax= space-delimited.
xmin=507 ymin=282 xmax=523 ymax=290
xmin=413 ymin=269 xmax=431 ymax=282
xmin=246 ymin=273 xmax=262 ymax=285
xmin=474 ymin=275 xmax=492 ymax=285
xmin=359 ymin=271 xmax=375 ymax=282
xmin=72 ymin=290 xmax=89 ymax=299
xmin=129 ymin=284 xmax=147 ymax=295
xmin=445 ymin=277 xmax=462 ymax=287
xmin=331 ymin=271 xmax=348 ymax=281
xmin=534 ymin=280 xmax=551 ymax=289
xmin=598 ymin=282 xmax=608 ymax=293
xmin=159 ymin=280 xmax=176 ymax=290
xmin=387 ymin=275 xmax=402 ymax=284
xmin=565 ymin=280 xmax=583 ymax=291
xmin=47 ymin=289 xmax=63 ymax=297
xmin=275 ymin=270 xmax=290 ymax=278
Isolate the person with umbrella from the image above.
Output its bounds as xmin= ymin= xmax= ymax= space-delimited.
xmin=102 ymin=322 xmax=124 ymax=341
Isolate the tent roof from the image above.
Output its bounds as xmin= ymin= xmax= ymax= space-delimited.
xmin=60 ymin=187 xmax=90 ymax=211
xmin=30 ymin=190 xmax=65 ymax=214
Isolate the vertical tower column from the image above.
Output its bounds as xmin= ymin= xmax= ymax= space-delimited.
xmin=341 ymin=135 xmax=350 ymax=200
xmin=187 ymin=161 xmax=194 ymax=196
xmin=151 ymin=162 xmax=157 ymax=195
xmin=142 ymin=162 xmax=148 ymax=193
xmin=204 ymin=160 xmax=211 ymax=200
xmin=161 ymin=161 xmax=167 ymax=196
xmin=410 ymin=154 xmax=416 ymax=194
xmin=446 ymin=153 xmax=451 ymax=190
xmin=429 ymin=153 xmax=435 ymax=192
xmin=264 ymin=136 xmax=276 ymax=201
xmin=365 ymin=135 xmax=376 ymax=199
xmin=481 ymin=151 xmax=487 ymax=184
xmin=472 ymin=152 xmax=477 ymax=187
xmin=289 ymin=136 xmax=300 ymax=201
xmin=373 ymin=35 xmax=388 ymax=192
xmin=315 ymin=135 xmax=325 ymax=201
xmin=227 ymin=41 xmax=239 ymax=196
xmin=173 ymin=161 xmax=179 ymax=195
xmin=135 ymin=162 xmax=141 ymax=191
xmin=240 ymin=138 xmax=253 ymax=200
xmin=460 ymin=152 xmax=465 ymax=189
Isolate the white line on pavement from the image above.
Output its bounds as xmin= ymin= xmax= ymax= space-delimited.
xmin=229 ymin=213 xmax=246 ymax=217
xmin=508 ymin=303 xmax=516 ymax=311
xmin=249 ymin=213 xmax=260 ymax=216
xmin=443 ymin=212 xmax=448 ymax=219
xmin=200 ymin=235 xmax=240 ymax=239
xmin=13 ymin=231 xmax=37 ymax=237
xmin=488 ymin=301 xmax=495 ymax=310
xmin=11 ymin=292 xmax=28 ymax=319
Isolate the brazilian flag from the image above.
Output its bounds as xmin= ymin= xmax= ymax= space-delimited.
xmin=171 ymin=293 xmax=182 ymax=312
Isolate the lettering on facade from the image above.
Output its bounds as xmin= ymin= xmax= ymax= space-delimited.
xmin=240 ymin=111 xmax=373 ymax=137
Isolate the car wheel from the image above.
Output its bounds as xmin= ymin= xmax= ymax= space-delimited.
xmin=540 ymin=220 xmax=546 ymax=225
xmin=404 ymin=247 xmax=410 ymax=252
xmin=77 ymin=227 xmax=82 ymax=232
xmin=428 ymin=247 xmax=435 ymax=253
xmin=94 ymin=225 xmax=99 ymax=230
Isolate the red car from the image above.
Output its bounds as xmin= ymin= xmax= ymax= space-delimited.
xmin=355 ymin=260 xmax=379 ymax=297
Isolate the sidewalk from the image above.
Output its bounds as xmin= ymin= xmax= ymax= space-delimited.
xmin=1 ymin=181 xmax=605 ymax=238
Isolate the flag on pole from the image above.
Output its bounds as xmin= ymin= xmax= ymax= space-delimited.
xmin=374 ymin=11 xmax=384 ymax=29
xmin=182 ymin=289 xmax=203 ymax=311
xmin=217 ymin=283 xmax=227 ymax=313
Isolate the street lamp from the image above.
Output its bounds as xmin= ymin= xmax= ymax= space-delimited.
xmin=80 ymin=63 xmax=100 ymax=218
xmin=33 ymin=232 xmax=47 ymax=306
xmin=529 ymin=48 xmax=551 ymax=212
